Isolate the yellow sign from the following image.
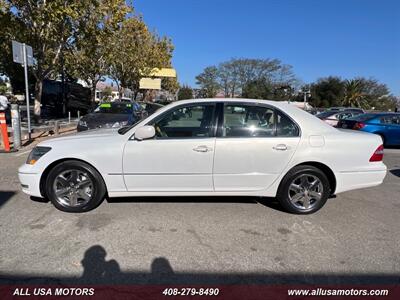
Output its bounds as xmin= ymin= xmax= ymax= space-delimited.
xmin=139 ymin=78 xmax=161 ymax=90
xmin=141 ymin=68 xmax=177 ymax=78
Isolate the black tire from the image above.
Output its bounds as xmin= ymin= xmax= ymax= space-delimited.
xmin=45 ymin=160 xmax=106 ymax=212
xmin=277 ymin=165 xmax=330 ymax=214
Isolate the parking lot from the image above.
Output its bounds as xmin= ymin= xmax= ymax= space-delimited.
xmin=0 ymin=148 xmax=399 ymax=285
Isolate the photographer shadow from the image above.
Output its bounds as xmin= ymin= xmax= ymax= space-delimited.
xmin=80 ymin=245 xmax=175 ymax=284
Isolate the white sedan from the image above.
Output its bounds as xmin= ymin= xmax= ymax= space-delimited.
xmin=18 ymin=99 xmax=386 ymax=214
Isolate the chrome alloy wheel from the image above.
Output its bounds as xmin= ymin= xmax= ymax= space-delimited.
xmin=52 ymin=169 xmax=93 ymax=207
xmin=288 ymin=174 xmax=323 ymax=210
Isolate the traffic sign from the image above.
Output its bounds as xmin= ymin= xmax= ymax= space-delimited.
xmin=139 ymin=78 xmax=161 ymax=90
xmin=140 ymin=68 xmax=176 ymax=78
xmin=12 ymin=40 xmax=34 ymax=66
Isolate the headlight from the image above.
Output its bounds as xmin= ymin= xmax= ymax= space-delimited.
xmin=79 ymin=120 xmax=87 ymax=127
xmin=26 ymin=146 xmax=51 ymax=165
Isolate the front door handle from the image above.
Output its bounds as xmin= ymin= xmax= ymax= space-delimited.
xmin=193 ymin=145 xmax=213 ymax=152
xmin=273 ymin=144 xmax=288 ymax=151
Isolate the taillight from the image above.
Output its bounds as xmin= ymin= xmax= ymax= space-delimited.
xmin=369 ymin=145 xmax=384 ymax=162
xmin=353 ymin=122 xmax=365 ymax=130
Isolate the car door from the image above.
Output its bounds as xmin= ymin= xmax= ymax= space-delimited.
xmin=213 ymin=103 xmax=300 ymax=191
xmin=123 ymin=103 xmax=217 ymax=192
xmin=387 ymin=115 xmax=400 ymax=145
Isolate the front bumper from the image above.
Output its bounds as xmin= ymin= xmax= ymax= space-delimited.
xmin=76 ymin=124 xmax=88 ymax=132
xmin=18 ymin=164 xmax=43 ymax=197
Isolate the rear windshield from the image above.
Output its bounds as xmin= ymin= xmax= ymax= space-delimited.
xmin=316 ymin=111 xmax=335 ymax=118
xmin=346 ymin=113 xmax=377 ymax=121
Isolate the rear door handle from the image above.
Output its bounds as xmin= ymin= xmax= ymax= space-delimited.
xmin=193 ymin=145 xmax=213 ymax=152
xmin=273 ymin=144 xmax=288 ymax=151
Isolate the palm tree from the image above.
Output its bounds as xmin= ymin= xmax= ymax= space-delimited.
xmin=342 ymin=79 xmax=367 ymax=108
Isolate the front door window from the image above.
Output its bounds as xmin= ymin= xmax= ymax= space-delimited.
xmin=151 ymin=104 xmax=215 ymax=138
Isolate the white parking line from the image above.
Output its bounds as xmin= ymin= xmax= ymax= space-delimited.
xmin=15 ymin=149 xmax=32 ymax=157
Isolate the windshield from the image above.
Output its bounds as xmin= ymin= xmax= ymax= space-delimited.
xmin=94 ymin=103 xmax=139 ymax=114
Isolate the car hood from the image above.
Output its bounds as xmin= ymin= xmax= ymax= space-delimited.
xmin=82 ymin=113 xmax=132 ymax=126
xmin=39 ymin=128 xmax=121 ymax=145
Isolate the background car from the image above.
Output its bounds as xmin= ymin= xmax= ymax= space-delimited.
xmin=328 ymin=107 xmax=365 ymax=113
xmin=77 ymin=102 xmax=143 ymax=131
xmin=316 ymin=110 xmax=363 ymax=127
xmin=337 ymin=113 xmax=400 ymax=146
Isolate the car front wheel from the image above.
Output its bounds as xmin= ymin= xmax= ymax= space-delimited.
xmin=277 ymin=165 xmax=330 ymax=214
xmin=45 ymin=160 xmax=106 ymax=212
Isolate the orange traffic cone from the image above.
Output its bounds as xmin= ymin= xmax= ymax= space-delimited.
xmin=0 ymin=112 xmax=11 ymax=152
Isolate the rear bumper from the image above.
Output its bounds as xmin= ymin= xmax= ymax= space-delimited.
xmin=335 ymin=165 xmax=387 ymax=194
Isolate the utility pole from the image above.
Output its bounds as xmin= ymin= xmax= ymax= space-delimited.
xmin=300 ymin=87 xmax=311 ymax=104
xmin=13 ymin=40 xmax=34 ymax=141
xmin=22 ymin=43 xmax=31 ymax=140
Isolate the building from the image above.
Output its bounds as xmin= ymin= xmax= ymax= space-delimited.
xmin=95 ymin=82 xmax=134 ymax=102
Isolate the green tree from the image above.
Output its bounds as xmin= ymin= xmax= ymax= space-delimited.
xmin=0 ymin=0 xmax=89 ymax=119
xmin=308 ymin=76 xmax=345 ymax=108
xmin=242 ymin=78 xmax=272 ymax=99
xmin=0 ymin=77 xmax=9 ymax=94
xmin=108 ymin=16 xmax=174 ymax=100
xmin=195 ymin=66 xmax=220 ymax=98
xmin=196 ymin=58 xmax=298 ymax=98
xmin=101 ymin=86 xmax=112 ymax=101
xmin=342 ymin=79 xmax=367 ymax=108
xmin=66 ymin=0 xmax=129 ymax=103
xmin=345 ymin=77 xmax=396 ymax=110
xmin=178 ymin=85 xmax=193 ymax=100
xmin=0 ymin=2 xmax=31 ymax=94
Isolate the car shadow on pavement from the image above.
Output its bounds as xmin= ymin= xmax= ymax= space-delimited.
xmin=0 ymin=244 xmax=398 ymax=285
xmin=30 ymin=196 xmax=49 ymax=203
xmin=108 ymin=196 xmax=288 ymax=213
xmin=0 ymin=191 xmax=15 ymax=209
xmin=389 ymin=169 xmax=400 ymax=178
xmin=107 ymin=195 xmax=258 ymax=204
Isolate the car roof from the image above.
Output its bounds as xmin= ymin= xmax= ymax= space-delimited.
xmin=363 ymin=112 xmax=399 ymax=116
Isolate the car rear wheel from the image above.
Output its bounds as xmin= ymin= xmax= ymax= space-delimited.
xmin=277 ymin=165 xmax=330 ymax=214
xmin=45 ymin=160 xmax=106 ymax=212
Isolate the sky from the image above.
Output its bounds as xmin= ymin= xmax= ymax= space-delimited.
xmin=134 ymin=0 xmax=400 ymax=95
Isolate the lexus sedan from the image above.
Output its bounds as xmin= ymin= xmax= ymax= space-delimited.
xmin=19 ymin=99 xmax=386 ymax=214
xmin=337 ymin=112 xmax=400 ymax=146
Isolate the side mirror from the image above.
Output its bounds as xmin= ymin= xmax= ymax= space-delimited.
xmin=134 ymin=125 xmax=155 ymax=141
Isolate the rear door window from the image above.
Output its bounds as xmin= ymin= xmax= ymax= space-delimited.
xmin=222 ymin=104 xmax=275 ymax=137
xmin=221 ymin=104 xmax=299 ymax=137
xmin=276 ymin=111 xmax=300 ymax=137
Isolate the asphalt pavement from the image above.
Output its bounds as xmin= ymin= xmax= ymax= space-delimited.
xmin=0 ymin=149 xmax=399 ymax=285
